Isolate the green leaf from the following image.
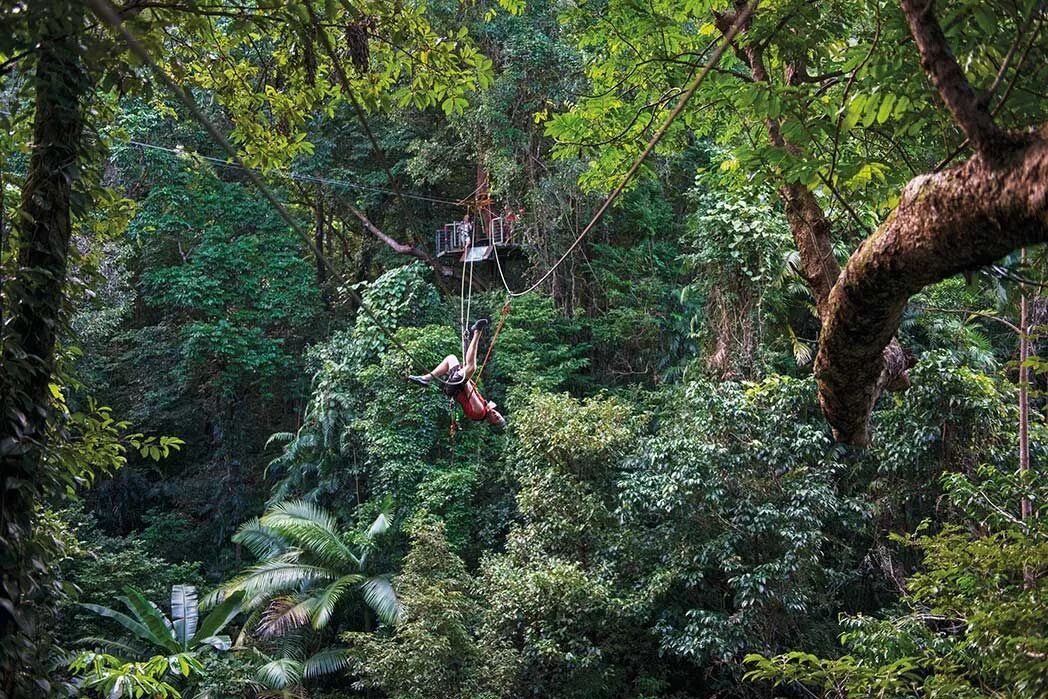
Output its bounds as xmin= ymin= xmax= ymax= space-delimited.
xmin=79 ymin=604 xmax=158 ymax=650
xmin=170 ymin=585 xmax=198 ymax=648
xmin=876 ymin=94 xmax=895 ymax=124
xmin=361 ymin=576 xmax=403 ymax=626
xmin=191 ymin=590 xmax=244 ymax=646
xmin=121 ymin=587 xmax=180 ymax=654
xmin=311 ymin=575 xmax=363 ymax=629
xmin=302 ymin=648 xmax=352 ymax=679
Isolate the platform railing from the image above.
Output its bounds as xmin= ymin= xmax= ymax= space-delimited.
xmin=489 ymin=217 xmax=505 ymax=245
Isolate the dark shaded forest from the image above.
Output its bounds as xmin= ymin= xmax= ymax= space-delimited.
xmin=2 ymin=1 xmax=1048 ymax=697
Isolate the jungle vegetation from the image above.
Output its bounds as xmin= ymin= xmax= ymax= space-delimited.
xmin=2 ymin=0 xmax=1048 ymax=697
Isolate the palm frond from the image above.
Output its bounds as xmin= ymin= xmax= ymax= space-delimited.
xmin=255 ymin=657 xmax=303 ymax=690
xmin=263 ymin=500 xmax=337 ymax=533
xmin=360 ymin=576 xmax=403 ymax=627
xmin=265 ymin=432 xmax=295 ymax=449
xmin=223 ymin=561 xmax=337 ymax=600
xmin=260 ymin=501 xmax=360 ymax=568
xmin=258 ymin=596 xmax=314 ymax=639
xmin=786 ymin=325 xmax=813 ymax=366
xmin=232 ymin=518 xmax=289 ymax=561
xmin=366 ymin=512 xmax=391 ymax=540
xmin=302 ymin=647 xmax=352 ymax=680
xmin=311 ymin=574 xmax=364 ymax=630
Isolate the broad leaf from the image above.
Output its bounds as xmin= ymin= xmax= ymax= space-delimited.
xmin=78 ymin=604 xmax=157 ymax=650
xmin=191 ymin=589 xmax=244 ymax=647
xmin=170 ymin=585 xmax=198 ymax=648
xmin=120 ymin=587 xmax=180 ymax=654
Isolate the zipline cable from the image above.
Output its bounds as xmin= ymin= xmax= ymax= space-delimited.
xmin=89 ymin=0 xmax=755 ymax=384
xmin=491 ymin=0 xmax=758 ymax=298
xmin=87 ymin=0 xmax=457 ymax=384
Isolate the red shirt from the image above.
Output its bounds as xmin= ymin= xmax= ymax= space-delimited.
xmin=454 ymin=381 xmax=490 ymax=421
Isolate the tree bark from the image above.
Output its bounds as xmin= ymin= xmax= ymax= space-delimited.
xmin=815 ymin=136 xmax=1048 ymax=444
xmin=813 ymin=0 xmax=1048 ymax=444
xmin=0 ymin=4 xmax=86 ymax=688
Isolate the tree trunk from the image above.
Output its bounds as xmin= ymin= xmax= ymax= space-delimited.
xmin=0 ymin=5 xmax=86 ymax=690
xmin=315 ymin=190 xmax=327 ymax=287
xmin=1019 ymin=250 xmax=1032 ymax=524
xmin=714 ymin=7 xmax=914 ymax=406
xmin=815 ymin=136 xmax=1048 ymax=444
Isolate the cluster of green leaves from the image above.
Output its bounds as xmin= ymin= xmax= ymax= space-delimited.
xmin=148 ymin=0 xmax=514 ymax=170
xmin=680 ymin=188 xmax=794 ymax=376
xmin=344 ymin=520 xmax=483 ymax=699
xmin=746 ymin=466 xmax=1048 ymax=698
xmin=202 ymin=499 xmax=401 ymax=693
xmin=131 ymin=164 xmax=323 ymax=398
xmin=549 ymin=0 xmax=1048 ymax=220
xmin=69 ymin=652 xmax=191 ymax=699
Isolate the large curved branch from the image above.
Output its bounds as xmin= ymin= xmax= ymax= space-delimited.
xmin=345 ymin=202 xmax=454 ymax=278
xmin=815 ymin=134 xmax=1048 ymax=445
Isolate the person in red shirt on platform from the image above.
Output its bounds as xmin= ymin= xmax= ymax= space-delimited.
xmin=408 ymin=319 xmax=507 ymax=429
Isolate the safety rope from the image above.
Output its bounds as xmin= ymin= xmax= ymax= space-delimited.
xmin=464 ymin=242 xmax=476 ymax=353
xmin=448 ymin=400 xmax=458 ymax=467
xmin=474 ymin=300 xmax=511 ymax=385
xmin=458 ymin=212 xmax=478 ymax=358
xmin=460 ymin=243 xmax=469 ymax=357
xmin=486 ymin=1 xmax=758 ymax=299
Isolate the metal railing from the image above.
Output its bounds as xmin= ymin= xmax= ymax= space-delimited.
xmin=435 ymin=217 xmax=513 ymax=257
xmin=436 ymin=222 xmax=472 ymax=257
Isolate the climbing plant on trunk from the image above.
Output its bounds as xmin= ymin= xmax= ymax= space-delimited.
xmin=0 ymin=4 xmax=88 ymax=691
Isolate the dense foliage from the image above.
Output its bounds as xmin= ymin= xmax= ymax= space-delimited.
xmin=2 ymin=1 xmax=1047 ymax=698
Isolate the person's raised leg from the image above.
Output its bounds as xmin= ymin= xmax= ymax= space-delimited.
xmin=409 ymin=354 xmax=458 ymax=386
xmin=462 ymin=319 xmax=488 ymax=380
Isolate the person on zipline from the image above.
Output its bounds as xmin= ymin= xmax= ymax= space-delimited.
xmin=408 ymin=318 xmax=507 ymax=429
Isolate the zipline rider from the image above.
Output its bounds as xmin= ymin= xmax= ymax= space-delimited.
xmin=409 ymin=318 xmax=507 ymax=430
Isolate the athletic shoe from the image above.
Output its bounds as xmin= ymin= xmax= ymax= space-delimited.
xmin=408 ymin=375 xmax=431 ymax=387
xmin=470 ymin=318 xmax=490 ymax=334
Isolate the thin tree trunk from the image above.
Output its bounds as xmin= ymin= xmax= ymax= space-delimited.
xmin=315 ymin=189 xmax=327 ymax=287
xmin=1019 ymin=250 xmax=1032 ymax=515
